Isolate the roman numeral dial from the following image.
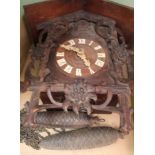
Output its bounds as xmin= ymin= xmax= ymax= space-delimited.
xmin=56 ymin=38 xmax=106 ymax=77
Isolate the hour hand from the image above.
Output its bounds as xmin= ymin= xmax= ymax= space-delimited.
xmin=60 ymin=44 xmax=90 ymax=67
xmin=60 ymin=44 xmax=79 ymax=53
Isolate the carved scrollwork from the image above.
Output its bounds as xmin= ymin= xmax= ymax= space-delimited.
xmin=47 ymin=88 xmax=63 ymax=107
xmin=94 ymin=16 xmax=134 ymax=83
xmin=24 ymin=21 xmax=71 ymax=84
xmin=24 ymin=81 xmax=132 ymax=133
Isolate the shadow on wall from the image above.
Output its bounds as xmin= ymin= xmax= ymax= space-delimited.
xmin=20 ymin=17 xmax=31 ymax=74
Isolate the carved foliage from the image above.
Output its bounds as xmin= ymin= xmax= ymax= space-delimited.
xmin=24 ymin=11 xmax=132 ymax=84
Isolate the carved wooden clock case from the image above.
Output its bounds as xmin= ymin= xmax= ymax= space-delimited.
xmin=21 ymin=0 xmax=134 ymax=134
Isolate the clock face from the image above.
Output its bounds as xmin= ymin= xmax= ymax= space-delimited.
xmin=56 ymin=38 xmax=106 ymax=77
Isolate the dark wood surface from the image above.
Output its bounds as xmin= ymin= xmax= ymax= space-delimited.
xmin=24 ymin=0 xmax=133 ymax=47
xmin=24 ymin=0 xmax=85 ymax=43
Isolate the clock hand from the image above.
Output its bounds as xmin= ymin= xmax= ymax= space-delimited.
xmin=60 ymin=44 xmax=90 ymax=67
xmin=60 ymin=44 xmax=80 ymax=53
xmin=77 ymin=49 xmax=91 ymax=67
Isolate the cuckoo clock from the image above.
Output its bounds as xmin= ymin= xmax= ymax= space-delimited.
xmin=21 ymin=1 xmax=133 ymax=136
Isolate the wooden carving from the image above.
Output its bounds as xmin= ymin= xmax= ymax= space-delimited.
xmin=21 ymin=11 xmax=133 ymax=134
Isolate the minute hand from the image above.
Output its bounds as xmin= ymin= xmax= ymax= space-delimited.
xmin=77 ymin=50 xmax=90 ymax=67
